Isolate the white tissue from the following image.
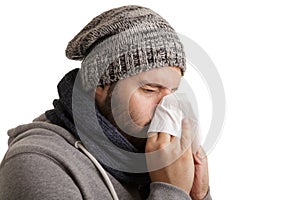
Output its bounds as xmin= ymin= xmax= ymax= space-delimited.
xmin=147 ymin=93 xmax=202 ymax=153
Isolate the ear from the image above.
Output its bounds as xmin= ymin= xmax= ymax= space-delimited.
xmin=95 ymin=85 xmax=110 ymax=105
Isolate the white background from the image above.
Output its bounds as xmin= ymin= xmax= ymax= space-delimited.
xmin=1 ymin=0 xmax=300 ymax=199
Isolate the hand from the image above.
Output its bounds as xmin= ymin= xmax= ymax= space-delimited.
xmin=190 ymin=146 xmax=209 ymax=200
xmin=145 ymin=119 xmax=194 ymax=194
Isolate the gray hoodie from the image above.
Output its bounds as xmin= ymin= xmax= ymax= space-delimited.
xmin=0 ymin=114 xmax=211 ymax=200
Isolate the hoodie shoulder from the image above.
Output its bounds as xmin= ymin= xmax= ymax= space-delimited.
xmin=0 ymin=114 xmax=136 ymax=200
xmin=4 ymin=113 xmax=78 ymax=162
xmin=8 ymin=113 xmax=77 ymax=146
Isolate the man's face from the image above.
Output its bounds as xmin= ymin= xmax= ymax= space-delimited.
xmin=96 ymin=66 xmax=182 ymax=150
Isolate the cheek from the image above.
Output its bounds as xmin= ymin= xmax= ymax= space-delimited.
xmin=129 ymin=93 xmax=158 ymax=120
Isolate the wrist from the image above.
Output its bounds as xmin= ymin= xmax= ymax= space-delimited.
xmin=190 ymin=185 xmax=209 ymax=200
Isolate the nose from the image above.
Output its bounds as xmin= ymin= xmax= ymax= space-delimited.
xmin=151 ymin=88 xmax=174 ymax=119
xmin=161 ymin=88 xmax=172 ymax=96
xmin=157 ymin=88 xmax=173 ymax=103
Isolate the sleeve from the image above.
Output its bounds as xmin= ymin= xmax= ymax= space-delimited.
xmin=147 ymin=182 xmax=192 ymax=200
xmin=0 ymin=153 xmax=83 ymax=200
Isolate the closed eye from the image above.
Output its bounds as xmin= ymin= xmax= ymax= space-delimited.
xmin=142 ymin=87 xmax=158 ymax=93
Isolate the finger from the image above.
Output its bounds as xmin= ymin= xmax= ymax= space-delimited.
xmin=157 ymin=132 xmax=172 ymax=143
xmin=147 ymin=132 xmax=158 ymax=142
xmin=146 ymin=132 xmax=158 ymax=153
xmin=180 ymin=118 xmax=192 ymax=151
xmin=170 ymin=134 xmax=179 ymax=142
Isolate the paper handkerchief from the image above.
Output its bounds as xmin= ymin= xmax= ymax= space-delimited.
xmin=147 ymin=93 xmax=202 ymax=153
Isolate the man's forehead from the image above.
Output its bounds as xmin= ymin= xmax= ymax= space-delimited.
xmin=133 ymin=66 xmax=181 ymax=86
xmin=136 ymin=66 xmax=181 ymax=79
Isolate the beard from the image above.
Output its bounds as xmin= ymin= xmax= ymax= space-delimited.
xmin=97 ymin=84 xmax=149 ymax=152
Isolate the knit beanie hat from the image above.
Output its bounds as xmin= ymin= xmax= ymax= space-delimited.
xmin=66 ymin=5 xmax=186 ymax=91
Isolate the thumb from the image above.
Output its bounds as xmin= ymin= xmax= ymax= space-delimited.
xmin=193 ymin=146 xmax=208 ymax=165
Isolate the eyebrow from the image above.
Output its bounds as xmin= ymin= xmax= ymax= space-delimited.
xmin=138 ymin=80 xmax=179 ymax=91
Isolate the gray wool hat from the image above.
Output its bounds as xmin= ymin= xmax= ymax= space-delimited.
xmin=66 ymin=5 xmax=186 ymax=91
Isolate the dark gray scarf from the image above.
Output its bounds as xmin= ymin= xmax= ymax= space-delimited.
xmin=46 ymin=69 xmax=150 ymax=198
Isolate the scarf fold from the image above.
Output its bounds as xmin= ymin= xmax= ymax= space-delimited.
xmin=46 ymin=69 xmax=150 ymax=198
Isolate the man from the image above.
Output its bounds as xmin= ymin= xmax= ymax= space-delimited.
xmin=0 ymin=5 xmax=211 ymax=200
